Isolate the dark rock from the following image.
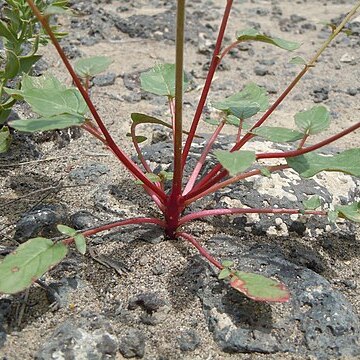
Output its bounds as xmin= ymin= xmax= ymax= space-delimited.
xmin=70 ymin=210 xmax=100 ymax=230
xmin=254 ymin=65 xmax=268 ymax=76
xmin=255 ymin=8 xmax=269 ymax=16
xmin=114 ymin=10 xmax=208 ymax=45
xmin=0 ymin=325 xmax=6 ymax=348
xmin=289 ymin=220 xmax=306 ymax=235
xmin=61 ymin=44 xmax=82 ymax=59
xmin=118 ymin=329 xmax=145 ymax=358
xmin=36 ymin=320 xmax=118 ymax=359
xmin=290 ymin=14 xmax=306 ymax=23
xmin=152 ymin=263 xmax=165 ymax=275
xmin=14 ymin=204 xmax=67 ymax=243
xmin=0 ymin=298 xmax=11 ymax=348
xmin=31 ymin=58 xmax=49 ymax=76
xmin=46 ymin=277 xmax=82 ymax=309
xmin=92 ymin=72 xmax=116 ymax=87
xmin=151 ymin=128 xmax=170 ymax=144
xmin=346 ymin=87 xmax=359 ymax=96
xmin=312 ymin=86 xmax=329 ymax=103
xmin=196 ymin=238 xmax=360 ymax=358
xmin=272 ymin=6 xmax=282 ymax=17
xmin=69 ymin=163 xmax=109 ymax=184
xmin=301 ymin=22 xmax=317 ymax=31
xmin=178 ymin=329 xmax=200 ymax=351
xmin=128 ymin=292 xmax=166 ymax=313
xmin=259 ymin=59 xmax=275 ymax=66
xmin=128 ymin=292 xmax=170 ymax=325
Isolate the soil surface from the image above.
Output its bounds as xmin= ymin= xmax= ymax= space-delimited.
xmin=1 ymin=0 xmax=360 ymax=359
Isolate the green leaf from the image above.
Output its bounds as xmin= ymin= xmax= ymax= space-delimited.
xmin=0 ymin=237 xmax=68 ymax=294
xmin=57 ymin=224 xmax=77 ymax=237
xmin=22 ymin=74 xmax=66 ymax=92
xmin=19 ymin=55 xmax=42 ymax=73
xmin=260 ymin=167 xmax=271 ymax=177
xmin=22 ymin=88 xmax=87 ymax=117
xmin=74 ymin=56 xmax=113 ymax=78
xmin=218 ymin=268 xmax=231 ymax=280
xmin=131 ymin=113 xmax=198 ymax=138
xmin=221 ymin=260 xmax=234 ymax=268
xmin=9 ymin=114 xmax=85 ymax=133
xmin=204 ymin=117 xmax=220 ymax=126
xmin=213 ymin=83 xmax=269 ymax=119
xmin=229 ymin=105 xmax=260 ymax=120
xmin=140 ymin=63 xmax=188 ymax=98
xmin=287 ymin=148 xmax=360 ymax=178
xmin=327 ymin=210 xmax=338 ymax=223
xmin=126 ymin=134 xmax=148 ymax=143
xmin=303 ymin=195 xmax=321 ymax=210
xmin=251 ymin=126 xmax=304 ymax=143
xmin=0 ymin=109 xmax=12 ymax=125
xmin=294 ymin=106 xmax=330 ymax=135
xmin=289 ymin=56 xmax=307 ymax=65
xmin=74 ymin=234 xmax=86 ymax=255
xmin=236 ymin=28 xmax=300 ymax=51
xmin=224 ymin=115 xmax=252 ymax=131
xmin=5 ymin=74 xmax=67 ymax=99
xmin=335 ymin=202 xmax=360 ymax=223
xmin=135 ymin=173 xmax=161 ymax=185
xmin=158 ymin=170 xmax=173 ymax=181
xmin=0 ymin=20 xmax=17 ymax=43
xmin=214 ymin=150 xmax=256 ymax=176
xmin=231 ymin=271 xmax=290 ymax=302
xmin=0 ymin=126 xmax=11 ymax=153
xmin=5 ymin=50 xmax=20 ymax=79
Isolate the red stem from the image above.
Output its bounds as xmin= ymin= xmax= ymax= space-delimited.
xmin=257 ymin=121 xmax=360 ymax=160
xmin=176 ymin=232 xmax=223 ymax=269
xmin=26 ymin=0 xmax=166 ymax=203
xmin=188 ymin=67 xmax=309 ymax=197
xmin=62 ymin=217 xmax=165 ymax=245
xmin=181 ymin=0 xmax=233 ymax=168
xmin=183 ymin=119 xmax=226 ymax=195
xmin=179 ymin=208 xmax=326 ymax=225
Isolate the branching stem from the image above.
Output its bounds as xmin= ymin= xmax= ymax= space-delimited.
xmin=181 ymin=0 xmax=233 ymax=167
xmin=179 ymin=208 xmax=327 ymax=225
xmin=176 ymin=232 xmax=223 ymax=269
xmin=184 ymin=165 xmax=288 ymax=205
xmin=62 ymin=217 xmax=165 ymax=246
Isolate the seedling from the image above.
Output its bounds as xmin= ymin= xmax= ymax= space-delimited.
xmin=0 ymin=0 xmax=360 ymax=303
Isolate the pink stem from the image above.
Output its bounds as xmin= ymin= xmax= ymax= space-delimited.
xmin=130 ymin=123 xmax=153 ymax=174
xmin=183 ymin=119 xmax=226 ymax=195
xmin=184 ymin=165 xmax=288 ymax=205
xmin=236 ymin=118 xmax=244 ymax=143
xmin=179 ymin=208 xmax=326 ymax=226
xmin=176 ymin=231 xmax=223 ymax=269
xmin=181 ymin=0 xmax=233 ymax=168
xmin=62 ymin=217 xmax=165 ymax=245
xmin=187 ymin=66 xmax=310 ymax=197
xmin=257 ymin=121 xmax=360 ymax=160
xmin=297 ymin=133 xmax=309 ymax=149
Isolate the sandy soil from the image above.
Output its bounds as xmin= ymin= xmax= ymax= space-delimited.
xmin=0 ymin=0 xmax=359 ymax=359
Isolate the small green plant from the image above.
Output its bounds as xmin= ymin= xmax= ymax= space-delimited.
xmin=0 ymin=0 xmax=360 ymax=302
xmin=0 ymin=0 xmax=68 ymax=152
